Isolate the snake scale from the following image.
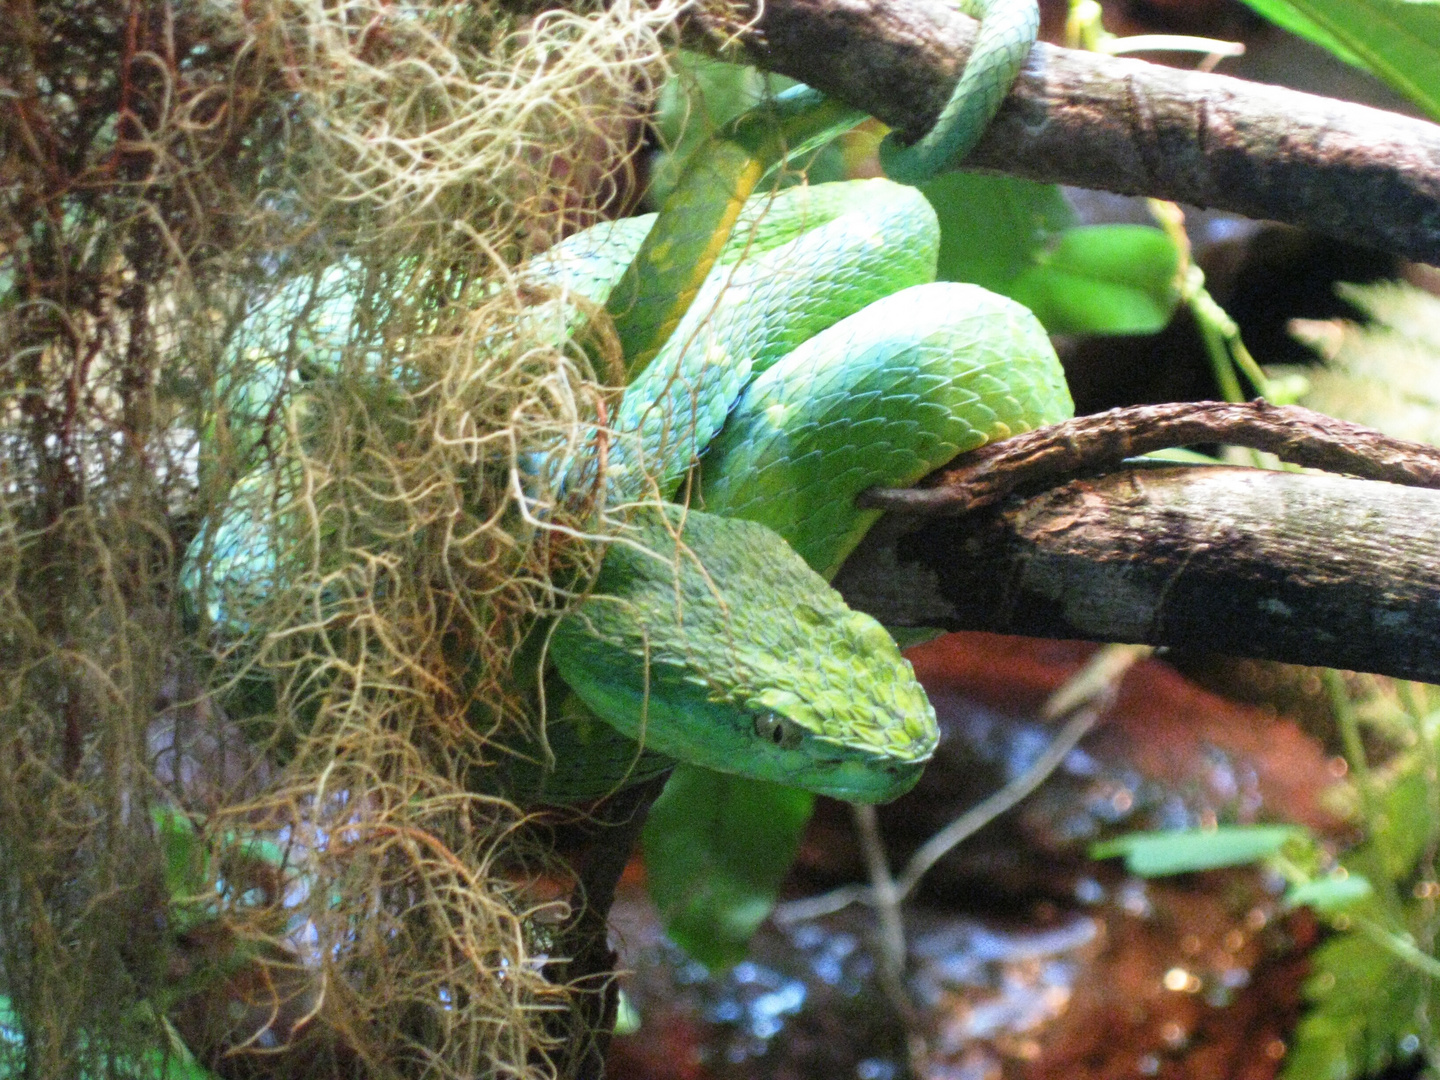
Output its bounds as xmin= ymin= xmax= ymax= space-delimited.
xmin=0 ymin=3 xmax=1070 ymax=1072
xmin=187 ymin=0 xmax=1066 ymax=804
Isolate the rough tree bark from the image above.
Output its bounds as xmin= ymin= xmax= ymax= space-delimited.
xmin=863 ymin=401 xmax=1440 ymax=514
xmin=683 ymin=0 xmax=1440 ymax=265
xmin=836 ymin=465 xmax=1440 ymax=683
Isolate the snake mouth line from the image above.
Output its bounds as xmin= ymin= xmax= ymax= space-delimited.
xmin=798 ymin=753 xmax=927 ymax=803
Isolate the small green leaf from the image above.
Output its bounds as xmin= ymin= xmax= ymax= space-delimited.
xmin=146 ymin=1017 xmax=226 ymax=1080
xmin=1091 ymin=825 xmax=1302 ymax=876
xmin=1008 ymin=225 xmax=1181 ymax=335
xmin=0 ymin=997 xmax=224 ymax=1080
xmin=646 ymin=55 xmax=825 ymax=208
xmin=1286 ymin=874 xmax=1375 ymax=913
xmin=1283 ymin=928 xmax=1427 ymax=1080
xmin=642 ymin=765 xmax=814 ymax=969
xmin=152 ymin=806 xmax=209 ymax=903
xmin=613 ymin=990 xmax=642 ymax=1036
xmin=1374 ymin=765 xmax=1433 ymax=879
xmin=222 ymin=831 xmax=289 ymax=872
xmin=1234 ymin=0 xmax=1440 ymax=120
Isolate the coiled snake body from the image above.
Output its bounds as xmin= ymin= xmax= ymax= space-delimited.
xmin=188 ymin=0 xmax=1067 ymax=804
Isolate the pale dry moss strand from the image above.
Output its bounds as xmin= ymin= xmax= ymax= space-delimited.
xmin=0 ymin=0 xmax=682 ymax=1074
xmin=245 ymin=0 xmax=681 ymax=254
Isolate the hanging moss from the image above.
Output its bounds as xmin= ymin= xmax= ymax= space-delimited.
xmin=0 ymin=1 xmax=688 ymax=1074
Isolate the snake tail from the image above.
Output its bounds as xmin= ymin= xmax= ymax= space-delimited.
xmin=877 ymin=0 xmax=1040 ymax=184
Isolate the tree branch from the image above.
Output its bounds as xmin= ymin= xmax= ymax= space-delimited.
xmin=863 ymin=401 xmax=1440 ymax=516
xmin=835 ymin=465 xmax=1440 ymax=684
xmin=685 ymin=0 xmax=1440 ymax=264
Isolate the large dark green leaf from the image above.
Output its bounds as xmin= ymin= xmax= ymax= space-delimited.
xmin=642 ymin=765 xmax=814 ymax=968
xmin=923 ymin=175 xmax=1179 ymax=335
xmin=922 ymin=171 xmax=1074 ymax=294
xmin=1235 ymin=0 xmax=1440 ymax=119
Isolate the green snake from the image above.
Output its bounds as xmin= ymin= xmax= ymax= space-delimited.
xmin=0 ymin=6 xmax=1062 ymax=1071
xmin=186 ymin=0 xmax=1058 ymax=805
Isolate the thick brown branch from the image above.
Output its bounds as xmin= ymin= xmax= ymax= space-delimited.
xmin=835 ymin=466 xmax=1440 ymax=684
xmin=684 ymin=0 xmax=1440 ymax=264
xmin=862 ymin=401 xmax=1440 ymax=516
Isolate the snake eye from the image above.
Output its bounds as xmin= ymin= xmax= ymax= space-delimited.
xmin=754 ymin=713 xmax=801 ymax=749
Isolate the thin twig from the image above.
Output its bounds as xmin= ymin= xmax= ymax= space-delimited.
xmin=862 ymin=401 xmax=1440 ymax=517
xmin=893 ymin=644 xmax=1151 ymax=899
xmin=771 ymin=881 xmax=869 ymax=924
xmin=851 ymin=803 xmax=916 ymax=1023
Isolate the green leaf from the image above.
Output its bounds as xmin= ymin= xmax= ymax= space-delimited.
xmin=1234 ymin=0 xmax=1367 ymax=65
xmin=0 ymin=997 xmax=223 ymax=1080
xmin=923 ymin=177 xmax=1179 ymax=335
xmin=642 ymin=764 xmax=814 ymax=969
xmin=1286 ymin=874 xmax=1375 ymax=913
xmin=653 ymin=54 xmax=768 ymax=150
xmin=613 ymin=990 xmax=642 ymax=1037
xmin=1234 ymin=0 xmax=1440 ymax=120
xmin=922 ymin=171 xmax=1075 ymax=294
xmin=649 ymin=56 xmax=762 ymax=208
xmin=648 ymin=54 xmax=813 ymax=208
xmin=1091 ymin=825 xmax=1302 ymax=876
xmin=1007 ymin=226 xmax=1182 ymax=335
xmin=1282 ymin=929 xmax=1428 ymax=1080
xmin=152 ymin=806 xmax=207 ymax=901
xmin=144 ymin=1017 xmax=225 ymax=1080
xmin=1373 ymin=762 xmax=1433 ymax=879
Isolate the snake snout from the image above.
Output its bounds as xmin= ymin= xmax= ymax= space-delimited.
xmin=806 ymin=752 xmax=928 ymax=804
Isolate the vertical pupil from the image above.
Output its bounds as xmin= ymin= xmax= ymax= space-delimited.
xmin=756 ymin=713 xmax=790 ymax=745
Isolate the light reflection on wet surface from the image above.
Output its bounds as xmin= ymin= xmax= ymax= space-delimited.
xmin=610 ymin=870 xmax=1304 ymax=1080
xmin=611 ymin=894 xmax=1112 ymax=1078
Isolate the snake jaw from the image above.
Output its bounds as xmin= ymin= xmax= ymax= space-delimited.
xmin=549 ymin=506 xmax=940 ymax=802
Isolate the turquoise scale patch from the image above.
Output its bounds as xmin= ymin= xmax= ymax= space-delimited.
xmin=700 ymin=281 xmax=1073 ymax=577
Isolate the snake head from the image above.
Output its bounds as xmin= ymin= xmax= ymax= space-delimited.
xmin=549 ymin=506 xmax=938 ymax=803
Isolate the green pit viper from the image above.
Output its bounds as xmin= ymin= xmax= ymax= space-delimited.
xmin=187 ymin=0 xmax=1070 ymax=806
xmin=0 ymin=6 xmax=1069 ymax=1071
